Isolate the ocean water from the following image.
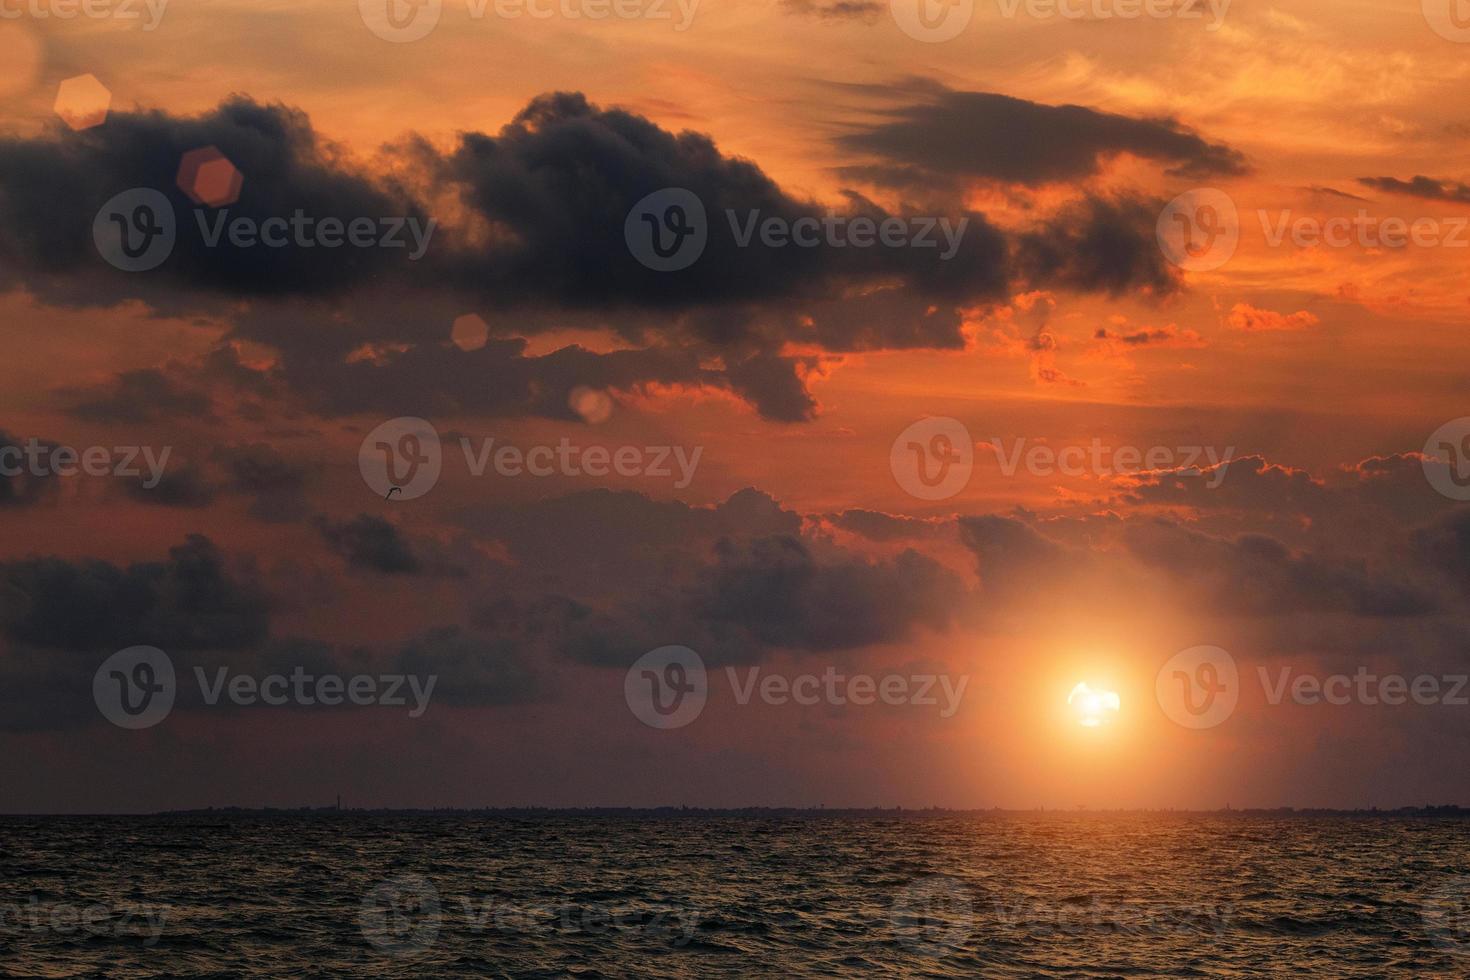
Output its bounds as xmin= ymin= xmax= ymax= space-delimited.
xmin=2 ymin=814 xmax=1468 ymax=977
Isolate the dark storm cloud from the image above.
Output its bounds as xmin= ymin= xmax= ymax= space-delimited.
xmin=1357 ymin=176 xmax=1470 ymax=203
xmin=451 ymin=488 xmax=965 ymax=666
xmin=0 ymin=91 xmax=1203 ymax=423
xmin=1411 ymin=507 xmax=1470 ymax=590
xmin=683 ymin=534 xmax=963 ymax=653
xmin=1093 ymin=324 xmax=1202 ymax=347
xmin=1115 ymin=455 xmax=1331 ymax=515
xmin=123 ymin=462 xmax=217 ymax=508
xmin=958 ymin=514 xmax=1070 ymax=586
xmin=561 ymin=533 xmax=967 ymax=666
xmin=0 ymin=97 xmax=426 ymax=305
xmin=247 ymin=336 xmax=726 ymax=421
xmin=61 ymin=368 xmax=214 ymax=424
xmin=461 ymin=487 xmax=803 ymax=579
xmin=432 ymin=93 xmax=1011 ymax=319
xmin=0 ymin=430 xmax=59 ymax=508
xmin=723 ymin=353 xmax=819 ymax=423
xmin=112 ymin=442 xmax=314 ymax=515
xmin=0 ymin=534 xmax=269 ymax=652
xmin=1013 ymin=195 xmax=1178 ymax=296
xmin=826 ymin=509 xmax=941 ymax=541
xmin=1303 ymin=185 xmax=1370 ymax=202
xmin=393 ymin=625 xmax=545 ymax=707
xmin=214 ymin=442 xmax=312 ymax=522
xmin=835 ymin=88 xmax=1248 ymax=191
xmin=0 ymin=644 xmax=102 ymax=732
xmin=1110 ymin=451 xmax=1464 ymax=539
xmin=780 ymin=0 xmax=883 ymax=18
xmin=315 ymin=514 xmax=420 ymax=574
xmin=1122 ymin=520 xmax=1436 ymax=618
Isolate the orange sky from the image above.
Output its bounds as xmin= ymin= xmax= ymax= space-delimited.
xmin=2 ymin=0 xmax=1469 ymax=812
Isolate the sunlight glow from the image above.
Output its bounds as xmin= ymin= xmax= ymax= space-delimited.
xmin=1068 ymin=682 xmax=1120 ymax=728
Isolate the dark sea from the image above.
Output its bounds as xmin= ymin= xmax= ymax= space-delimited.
xmin=2 ymin=814 xmax=1468 ymax=977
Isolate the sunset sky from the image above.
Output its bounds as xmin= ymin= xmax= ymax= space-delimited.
xmin=3 ymin=0 xmax=1470 ymax=813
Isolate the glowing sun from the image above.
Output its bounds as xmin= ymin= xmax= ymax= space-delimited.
xmin=1068 ymin=682 xmax=1120 ymax=727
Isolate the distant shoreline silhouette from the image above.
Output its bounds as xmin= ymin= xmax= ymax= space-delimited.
xmin=5 ymin=804 xmax=1469 ymax=819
